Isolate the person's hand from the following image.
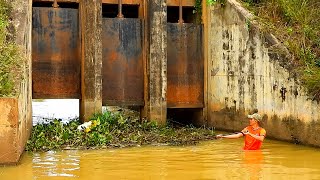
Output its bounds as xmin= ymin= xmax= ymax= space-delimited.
xmin=216 ymin=134 xmax=224 ymax=138
xmin=241 ymin=129 xmax=249 ymax=135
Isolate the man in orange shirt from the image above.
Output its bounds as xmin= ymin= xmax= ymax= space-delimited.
xmin=216 ymin=113 xmax=266 ymax=150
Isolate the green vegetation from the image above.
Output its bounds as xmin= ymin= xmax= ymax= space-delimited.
xmin=0 ymin=0 xmax=23 ymax=97
xmin=26 ymin=110 xmax=217 ymax=152
xmin=240 ymin=0 xmax=320 ymax=101
xmin=195 ymin=0 xmax=226 ymax=17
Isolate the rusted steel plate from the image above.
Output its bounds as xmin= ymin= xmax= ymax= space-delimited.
xmin=102 ymin=18 xmax=143 ymax=106
xmin=167 ymin=23 xmax=203 ymax=108
xmin=32 ymin=7 xmax=80 ymax=99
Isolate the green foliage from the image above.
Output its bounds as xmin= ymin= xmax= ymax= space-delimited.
xmin=0 ymin=0 xmax=22 ymax=97
xmin=241 ymin=0 xmax=320 ymax=101
xmin=26 ymin=111 xmax=217 ymax=152
xmin=206 ymin=0 xmax=226 ymax=5
xmin=301 ymin=68 xmax=320 ymax=101
xmin=195 ymin=0 xmax=202 ymax=15
xmin=194 ymin=0 xmax=226 ymax=14
xmin=242 ymin=0 xmax=261 ymax=6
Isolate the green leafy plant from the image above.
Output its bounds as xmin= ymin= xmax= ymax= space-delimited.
xmin=26 ymin=110 xmax=217 ymax=152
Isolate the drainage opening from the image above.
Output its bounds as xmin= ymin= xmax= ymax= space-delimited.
xmin=102 ymin=4 xmax=139 ymax=18
xmin=167 ymin=6 xmax=197 ymax=23
xmin=167 ymin=108 xmax=203 ymax=126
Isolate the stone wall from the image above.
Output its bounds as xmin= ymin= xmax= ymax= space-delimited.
xmin=0 ymin=0 xmax=32 ymax=164
xmin=206 ymin=0 xmax=320 ymax=146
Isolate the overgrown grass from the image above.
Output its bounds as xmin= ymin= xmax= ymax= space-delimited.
xmin=240 ymin=0 xmax=320 ymax=101
xmin=26 ymin=110 xmax=217 ymax=152
xmin=0 ymin=0 xmax=23 ymax=97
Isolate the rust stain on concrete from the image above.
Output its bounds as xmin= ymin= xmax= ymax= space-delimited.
xmin=0 ymin=98 xmax=18 ymax=129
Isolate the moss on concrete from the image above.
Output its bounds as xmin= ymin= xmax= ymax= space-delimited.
xmin=0 ymin=0 xmax=23 ymax=97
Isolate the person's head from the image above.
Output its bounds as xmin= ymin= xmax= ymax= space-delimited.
xmin=247 ymin=113 xmax=262 ymax=126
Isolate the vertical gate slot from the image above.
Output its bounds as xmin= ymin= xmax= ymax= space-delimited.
xmin=102 ymin=4 xmax=139 ymax=18
xmin=167 ymin=6 xmax=179 ymax=23
xmin=182 ymin=7 xmax=196 ymax=23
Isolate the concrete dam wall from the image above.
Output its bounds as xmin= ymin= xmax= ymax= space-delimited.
xmin=206 ymin=0 xmax=320 ymax=146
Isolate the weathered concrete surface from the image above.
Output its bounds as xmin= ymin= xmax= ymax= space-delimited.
xmin=202 ymin=0 xmax=209 ymax=126
xmin=207 ymin=0 xmax=320 ymax=146
xmin=80 ymin=0 xmax=103 ymax=122
xmin=206 ymin=0 xmax=320 ymax=146
xmin=144 ymin=0 xmax=167 ymax=125
xmin=0 ymin=0 xmax=33 ymax=164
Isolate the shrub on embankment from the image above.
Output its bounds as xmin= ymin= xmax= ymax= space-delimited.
xmin=240 ymin=0 xmax=320 ymax=101
xmin=0 ymin=0 xmax=23 ymax=97
xmin=26 ymin=110 xmax=217 ymax=152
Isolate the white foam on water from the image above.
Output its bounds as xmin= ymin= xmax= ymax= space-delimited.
xmin=32 ymin=99 xmax=79 ymax=125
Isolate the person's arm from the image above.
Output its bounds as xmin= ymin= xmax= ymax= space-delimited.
xmin=243 ymin=129 xmax=266 ymax=141
xmin=216 ymin=132 xmax=244 ymax=139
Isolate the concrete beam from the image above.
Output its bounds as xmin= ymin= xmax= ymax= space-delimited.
xmin=80 ymin=0 xmax=103 ymax=122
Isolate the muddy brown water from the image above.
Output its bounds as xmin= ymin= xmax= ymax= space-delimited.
xmin=1 ymin=137 xmax=320 ymax=180
xmin=3 ymin=100 xmax=319 ymax=179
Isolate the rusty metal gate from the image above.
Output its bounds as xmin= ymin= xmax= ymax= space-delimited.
xmin=102 ymin=18 xmax=144 ymax=106
xmin=32 ymin=7 xmax=80 ymax=99
xmin=167 ymin=24 xmax=204 ymax=108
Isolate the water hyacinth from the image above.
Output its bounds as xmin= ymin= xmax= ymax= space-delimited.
xmin=26 ymin=110 xmax=217 ymax=152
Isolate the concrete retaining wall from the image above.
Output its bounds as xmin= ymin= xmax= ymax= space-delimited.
xmin=0 ymin=0 xmax=32 ymax=164
xmin=206 ymin=0 xmax=320 ymax=146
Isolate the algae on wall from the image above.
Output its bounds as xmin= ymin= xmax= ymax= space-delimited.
xmin=0 ymin=0 xmax=23 ymax=97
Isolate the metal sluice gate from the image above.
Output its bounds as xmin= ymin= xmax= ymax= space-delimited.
xmin=32 ymin=0 xmax=203 ymax=108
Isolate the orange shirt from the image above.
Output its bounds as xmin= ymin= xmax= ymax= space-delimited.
xmin=243 ymin=126 xmax=266 ymax=150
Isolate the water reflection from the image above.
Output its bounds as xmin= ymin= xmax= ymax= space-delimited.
xmin=242 ymin=150 xmax=264 ymax=180
xmin=32 ymin=151 xmax=80 ymax=178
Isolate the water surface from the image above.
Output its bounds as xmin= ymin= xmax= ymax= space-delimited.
xmin=1 ymin=138 xmax=320 ymax=180
xmin=3 ymin=99 xmax=319 ymax=179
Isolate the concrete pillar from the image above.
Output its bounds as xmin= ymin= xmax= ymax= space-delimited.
xmin=0 ymin=0 xmax=33 ymax=164
xmin=202 ymin=0 xmax=209 ymax=126
xmin=143 ymin=0 xmax=167 ymax=125
xmin=79 ymin=0 xmax=103 ymax=122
